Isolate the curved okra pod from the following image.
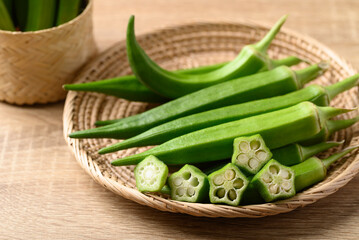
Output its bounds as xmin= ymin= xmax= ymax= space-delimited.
xmin=231 ymin=134 xmax=272 ymax=175
xmin=208 ymin=163 xmax=249 ymax=206
xmin=134 ymin=155 xmax=168 ymax=192
xmin=168 ymin=165 xmax=209 ymax=203
xmin=127 ymin=15 xmax=289 ymax=98
xmin=272 ymin=141 xmax=344 ymax=166
xmin=99 ymin=74 xmax=359 ymax=153
xmin=0 ymin=0 xmax=15 ymax=31
xmin=63 ymin=56 xmax=302 ymax=103
xmin=25 ymin=0 xmax=57 ymax=31
xmin=111 ymin=102 xmax=350 ymax=166
xmin=70 ymin=63 xmax=326 ymax=139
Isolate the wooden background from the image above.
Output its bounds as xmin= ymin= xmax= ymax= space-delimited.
xmin=1 ymin=0 xmax=359 ymax=239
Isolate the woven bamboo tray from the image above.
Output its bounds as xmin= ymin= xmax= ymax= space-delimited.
xmin=63 ymin=20 xmax=359 ymax=218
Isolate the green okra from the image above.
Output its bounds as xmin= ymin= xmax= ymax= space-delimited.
xmin=14 ymin=0 xmax=28 ymax=31
xmin=63 ymin=56 xmax=302 ymax=103
xmin=56 ymin=0 xmax=82 ymax=26
xmin=25 ymin=0 xmax=57 ymax=31
xmin=0 ymin=0 xmax=15 ymax=31
xmin=111 ymin=102 xmax=347 ymax=166
xmin=99 ymin=73 xmax=359 ymax=154
xmin=168 ymin=164 xmax=209 ymax=203
xmin=272 ymin=141 xmax=344 ymax=166
xmin=127 ymin=15 xmax=289 ymax=98
xmin=134 ymin=155 xmax=168 ymax=192
xmin=208 ymin=163 xmax=249 ymax=206
xmin=231 ymin=134 xmax=272 ymax=175
xmin=70 ymin=63 xmax=326 ymax=139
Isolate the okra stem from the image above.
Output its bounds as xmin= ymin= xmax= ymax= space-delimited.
xmin=322 ymin=145 xmax=359 ymax=169
xmin=326 ymin=73 xmax=359 ymax=100
xmin=327 ymin=116 xmax=359 ymax=136
xmin=254 ymin=15 xmax=288 ymax=53
xmin=295 ymin=62 xmax=329 ymax=87
xmin=301 ymin=141 xmax=344 ymax=160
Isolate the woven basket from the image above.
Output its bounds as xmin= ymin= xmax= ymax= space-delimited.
xmin=63 ymin=20 xmax=359 ymax=218
xmin=0 ymin=0 xmax=97 ymax=105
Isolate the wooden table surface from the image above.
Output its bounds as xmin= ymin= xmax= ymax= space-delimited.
xmin=2 ymin=0 xmax=359 ymax=239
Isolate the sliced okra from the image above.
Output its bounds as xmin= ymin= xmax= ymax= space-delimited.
xmin=134 ymin=155 xmax=168 ymax=192
xmin=252 ymin=159 xmax=295 ymax=202
xmin=168 ymin=165 xmax=209 ymax=203
xmin=232 ymin=134 xmax=272 ymax=175
xmin=208 ymin=163 xmax=249 ymax=206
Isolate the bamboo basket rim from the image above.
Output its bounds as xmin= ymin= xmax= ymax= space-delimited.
xmin=63 ymin=19 xmax=359 ymax=218
xmin=0 ymin=0 xmax=92 ymax=35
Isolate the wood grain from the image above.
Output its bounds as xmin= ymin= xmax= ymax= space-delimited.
xmin=1 ymin=0 xmax=359 ymax=239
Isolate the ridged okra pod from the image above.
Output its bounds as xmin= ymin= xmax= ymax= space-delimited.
xmin=168 ymin=165 xmax=209 ymax=203
xmin=127 ymin=15 xmax=291 ymax=98
xmin=208 ymin=163 xmax=249 ymax=206
xmin=70 ymin=63 xmax=325 ymax=139
xmin=112 ymin=102 xmax=347 ymax=166
xmin=56 ymin=0 xmax=82 ymax=26
xmin=64 ymin=56 xmax=302 ymax=103
xmin=99 ymin=74 xmax=359 ymax=154
xmin=0 ymin=0 xmax=15 ymax=31
xmin=25 ymin=0 xmax=57 ymax=31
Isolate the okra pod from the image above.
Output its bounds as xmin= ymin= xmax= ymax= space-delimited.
xmin=231 ymin=134 xmax=272 ymax=175
xmin=64 ymin=56 xmax=302 ymax=103
xmin=168 ymin=165 xmax=209 ymax=203
xmin=99 ymin=73 xmax=358 ymax=154
xmin=14 ymin=0 xmax=27 ymax=31
xmin=25 ymin=0 xmax=57 ymax=31
xmin=208 ymin=163 xmax=249 ymax=206
xmin=134 ymin=155 xmax=168 ymax=192
xmin=70 ymin=64 xmax=325 ymax=139
xmin=272 ymin=141 xmax=343 ymax=166
xmin=111 ymin=102 xmax=345 ymax=166
xmin=127 ymin=15 xmax=289 ymax=98
xmin=56 ymin=0 xmax=82 ymax=26
xmin=0 ymin=0 xmax=15 ymax=31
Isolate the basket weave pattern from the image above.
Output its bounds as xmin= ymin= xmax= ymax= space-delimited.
xmin=0 ymin=1 xmax=97 ymax=105
xmin=63 ymin=21 xmax=359 ymax=218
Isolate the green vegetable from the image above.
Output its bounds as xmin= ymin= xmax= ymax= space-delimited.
xmin=134 ymin=155 xmax=168 ymax=192
xmin=127 ymin=15 xmax=289 ymax=98
xmin=159 ymin=184 xmax=171 ymax=195
xmin=252 ymin=159 xmax=296 ymax=202
xmin=63 ymin=56 xmax=303 ymax=103
xmin=231 ymin=134 xmax=272 ymax=175
xmin=56 ymin=0 xmax=81 ymax=26
xmin=272 ymin=141 xmax=343 ymax=166
xmin=14 ymin=0 xmax=28 ymax=31
xmin=0 ymin=0 xmax=15 ymax=31
xmin=111 ymin=102 xmax=348 ymax=166
xmin=168 ymin=164 xmax=209 ymax=203
xmin=70 ymin=64 xmax=325 ymax=139
xmin=208 ymin=163 xmax=249 ymax=206
xmin=25 ymin=0 xmax=57 ymax=31
xmin=99 ymin=73 xmax=359 ymax=154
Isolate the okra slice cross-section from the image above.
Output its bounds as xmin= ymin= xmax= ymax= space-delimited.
xmin=168 ymin=165 xmax=209 ymax=203
xmin=208 ymin=163 xmax=249 ymax=206
xmin=232 ymin=134 xmax=272 ymax=174
xmin=252 ymin=159 xmax=295 ymax=202
xmin=134 ymin=155 xmax=168 ymax=192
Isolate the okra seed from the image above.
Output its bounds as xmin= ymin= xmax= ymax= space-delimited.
xmin=248 ymin=158 xmax=260 ymax=169
xmin=140 ymin=167 xmax=144 ymax=171
xmin=213 ymin=175 xmax=224 ymax=186
xmin=255 ymin=150 xmax=268 ymax=161
xmin=281 ymin=181 xmax=292 ymax=192
xmin=237 ymin=153 xmax=249 ymax=163
xmin=233 ymin=178 xmax=244 ymax=189
xmin=279 ymin=169 xmax=291 ymax=179
xmin=215 ymin=188 xmax=226 ymax=198
xmin=190 ymin=177 xmax=199 ymax=187
xmin=183 ymin=172 xmax=191 ymax=180
xmin=261 ymin=173 xmax=272 ymax=183
xmin=225 ymin=169 xmax=236 ymax=180
xmin=269 ymin=165 xmax=279 ymax=175
xmin=269 ymin=184 xmax=279 ymax=194
xmin=150 ymin=179 xmax=155 ymax=185
xmin=173 ymin=177 xmax=183 ymax=186
xmin=239 ymin=141 xmax=250 ymax=153
xmin=176 ymin=187 xmax=185 ymax=196
xmin=227 ymin=189 xmax=237 ymax=201
xmin=250 ymin=140 xmax=261 ymax=150
xmin=187 ymin=187 xmax=195 ymax=197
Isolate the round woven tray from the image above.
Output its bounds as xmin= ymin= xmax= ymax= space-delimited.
xmin=63 ymin=20 xmax=359 ymax=218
